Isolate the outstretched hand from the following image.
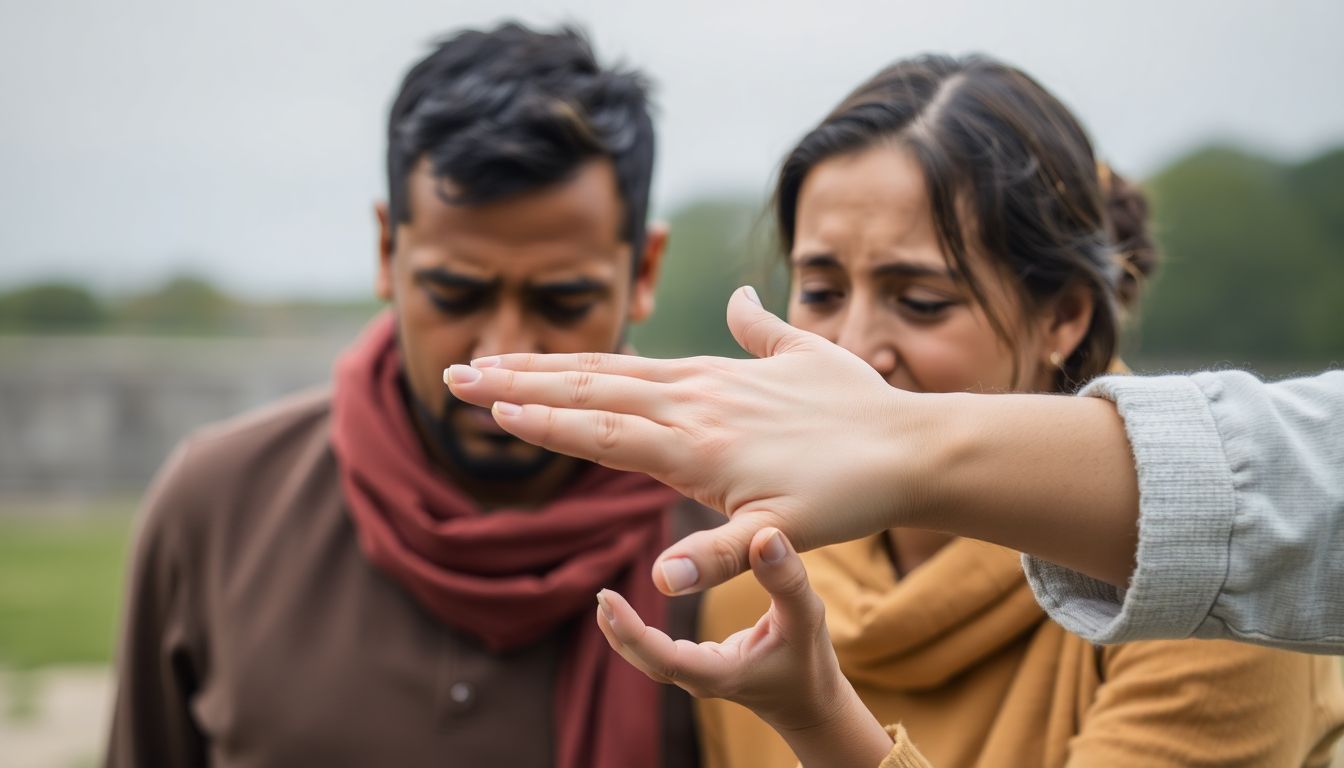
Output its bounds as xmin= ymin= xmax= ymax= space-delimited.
xmin=595 ymin=529 xmax=893 ymax=767
xmin=446 ymin=287 xmax=933 ymax=595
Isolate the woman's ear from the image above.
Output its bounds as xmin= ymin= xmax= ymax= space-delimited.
xmin=1039 ymin=281 xmax=1095 ymax=372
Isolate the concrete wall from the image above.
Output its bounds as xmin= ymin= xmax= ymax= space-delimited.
xmin=0 ymin=334 xmax=356 ymax=497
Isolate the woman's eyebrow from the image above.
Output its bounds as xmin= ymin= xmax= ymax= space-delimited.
xmin=792 ymin=253 xmax=841 ymax=269
xmin=792 ymin=252 xmax=957 ymax=280
xmin=871 ymin=261 xmax=958 ymax=280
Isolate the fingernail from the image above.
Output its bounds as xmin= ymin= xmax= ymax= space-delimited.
xmin=742 ymin=285 xmax=761 ymax=307
xmin=660 ymin=558 xmax=699 ymax=594
xmin=446 ymin=364 xmax=481 ymax=385
xmin=761 ymin=529 xmax=787 ymax=563
xmin=472 ymin=356 xmax=501 ymax=369
xmin=493 ymin=402 xmax=522 ymax=417
xmin=596 ymin=590 xmax=615 ymax=621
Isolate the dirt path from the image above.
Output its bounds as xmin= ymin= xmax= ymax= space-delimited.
xmin=1 ymin=666 xmax=110 ymax=768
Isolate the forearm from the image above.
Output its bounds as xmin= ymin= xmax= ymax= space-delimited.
xmin=899 ymin=390 xmax=1140 ymax=588
xmin=769 ymin=682 xmax=896 ymax=768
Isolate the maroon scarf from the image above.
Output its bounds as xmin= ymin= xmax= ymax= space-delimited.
xmin=330 ymin=312 xmax=680 ymax=768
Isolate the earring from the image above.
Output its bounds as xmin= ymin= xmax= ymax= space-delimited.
xmin=1049 ymin=351 xmax=1064 ymax=370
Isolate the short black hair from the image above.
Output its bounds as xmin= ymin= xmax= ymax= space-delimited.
xmin=386 ymin=22 xmax=656 ymax=259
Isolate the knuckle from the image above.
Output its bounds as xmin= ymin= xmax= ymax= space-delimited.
xmin=654 ymin=661 xmax=682 ymax=684
xmin=774 ymin=564 xmax=812 ymax=598
xmin=565 ymin=371 xmax=596 ymax=406
xmin=593 ymin=411 xmax=622 ymax=452
xmin=538 ymin=406 xmax=557 ymax=446
xmin=807 ymin=593 xmax=828 ymax=625
xmin=695 ymin=432 xmax=730 ymax=462
xmin=703 ymin=356 xmax=735 ymax=374
xmin=667 ymin=384 xmax=698 ymax=405
xmin=578 ymin=351 xmax=605 ymax=372
xmin=742 ymin=315 xmax=785 ymax=355
xmin=709 ymin=534 xmax=746 ymax=582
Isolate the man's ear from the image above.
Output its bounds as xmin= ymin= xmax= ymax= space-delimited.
xmin=628 ymin=221 xmax=668 ymax=324
xmin=375 ymin=201 xmax=394 ymax=302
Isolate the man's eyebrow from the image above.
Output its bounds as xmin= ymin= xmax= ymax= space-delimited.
xmin=412 ymin=267 xmax=498 ymax=289
xmin=526 ymin=277 xmax=610 ymax=295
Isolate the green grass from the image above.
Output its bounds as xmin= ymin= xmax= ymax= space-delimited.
xmin=0 ymin=511 xmax=134 ymax=669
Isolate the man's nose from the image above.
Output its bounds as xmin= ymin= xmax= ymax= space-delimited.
xmin=470 ymin=301 xmax=538 ymax=359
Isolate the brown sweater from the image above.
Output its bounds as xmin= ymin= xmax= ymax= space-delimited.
xmin=106 ymin=388 xmax=717 ymax=767
xmin=699 ymin=536 xmax=1344 ymax=768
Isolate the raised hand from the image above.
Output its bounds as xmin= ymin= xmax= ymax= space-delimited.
xmin=595 ymin=528 xmax=894 ymax=768
xmin=445 ymin=287 xmax=932 ymax=595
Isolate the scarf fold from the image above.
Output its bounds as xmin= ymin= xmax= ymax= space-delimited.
xmin=807 ymin=536 xmax=1045 ymax=690
xmin=330 ymin=312 xmax=681 ymax=768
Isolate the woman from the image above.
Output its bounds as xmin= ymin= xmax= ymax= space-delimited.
xmin=693 ymin=54 xmax=1344 ymax=768
xmin=463 ymin=55 xmax=1344 ymax=766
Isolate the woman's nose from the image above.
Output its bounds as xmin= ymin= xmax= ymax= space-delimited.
xmin=835 ymin=309 xmax=898 ymax=379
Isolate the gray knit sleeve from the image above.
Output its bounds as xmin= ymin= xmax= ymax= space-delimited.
xmin=1022 ymin=370 xmax=1344 ymax=653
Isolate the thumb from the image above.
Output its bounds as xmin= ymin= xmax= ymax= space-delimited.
xmin=653 ymin=511 xmax=776 ymax=595
xmin=747 ymin=528 xmax=824 ymax=637
xmin=726 ymin=286 xmax=810 ymax=359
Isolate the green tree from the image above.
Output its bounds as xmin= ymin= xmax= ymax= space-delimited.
xmin=1134 ymin=146 xmax=1344 ymax=368
xmin=116 ymin=274 xmax=239 ymax=334
xmin=0 ymin=282 xmax=106 ymax=332
xmin=630 ymin=198 xmax=773 ymax=358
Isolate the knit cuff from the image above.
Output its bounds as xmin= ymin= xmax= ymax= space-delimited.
xmin=879 ymin=724 xmax=933 ymax=768
xmin=1023 ymin=375 xmax=1237 ymax=644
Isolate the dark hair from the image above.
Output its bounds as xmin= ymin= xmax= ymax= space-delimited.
xmin=774 ymin=54 xmax=1158 ymax=390
xmin=386 ymin=23 xmax=656 ymax=260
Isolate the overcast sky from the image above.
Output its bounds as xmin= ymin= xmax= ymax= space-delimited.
xmin=3 ymin=0 xmax=1342 ymax=297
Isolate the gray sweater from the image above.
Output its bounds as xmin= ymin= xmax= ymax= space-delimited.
xmin=1023 ymin=369 xmax=1344 ymax=654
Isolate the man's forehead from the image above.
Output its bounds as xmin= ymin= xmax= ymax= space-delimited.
xmin=406 ymin=158 xmax=625 ymax=240
xmin=400 ymin=158 xmax=632 ymax=280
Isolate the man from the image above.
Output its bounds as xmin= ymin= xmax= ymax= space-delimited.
xmin=107 ymin=23 xmax=714 ymax=767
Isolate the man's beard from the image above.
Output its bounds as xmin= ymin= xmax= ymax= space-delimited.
xmin=404 ymin=381 xmax=559 ymax=484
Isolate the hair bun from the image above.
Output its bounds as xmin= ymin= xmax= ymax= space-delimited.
xmin=1100 ymin=165 xmax=1159 ymax=310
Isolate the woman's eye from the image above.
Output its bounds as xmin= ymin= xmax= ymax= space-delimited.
xmin=898 ymin=296 xmax=955 ymax=317
xmin=799 ymin=288 xmax=844 ymax=306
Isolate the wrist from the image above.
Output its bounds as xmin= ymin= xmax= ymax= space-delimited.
xmin=875 ymin=388 xmax=966 ymax=531
xmin=768 ymin=675 xmax=894 ymax=768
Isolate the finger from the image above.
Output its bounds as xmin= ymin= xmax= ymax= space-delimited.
xmin=445 ymin=365 xmax=672 ymax=421
xmin=726 ymin=286 xmax=814 ymax=359
xmin=490 ymin=403 xmax=684 ymax=475
xmin=653 ymin=511 xmax=777 ymax=595
xmin=746 ymin=528 xmax=825 ymax=638
xmin=597 ymin=589 xmax=734 ymax=686
xmin=469 ymin=351 xmax=685 ymax=382
xmin=596 ymin=604 xmax=674 ymax=685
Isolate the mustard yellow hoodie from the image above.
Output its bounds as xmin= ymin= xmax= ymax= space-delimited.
xmin=698 ymin=536 xmax=1344 ymax=767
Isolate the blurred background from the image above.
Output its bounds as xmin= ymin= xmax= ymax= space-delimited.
xmin=2 ymin=1 xmax=1342 ymax=765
